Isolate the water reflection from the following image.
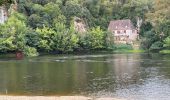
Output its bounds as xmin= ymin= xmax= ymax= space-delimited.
xmin=0 ymin=53 xmax=170 ymax=99
xmin=112 ymin=54 xmax=141 ymax=85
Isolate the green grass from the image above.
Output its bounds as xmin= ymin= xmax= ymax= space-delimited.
xmin=107 ymin=44 xmax=145 ymax=53
xmin=113 ymin=49 xmax=145 ymax=53
xmin=159 ymin=50 xmax=170 ymax=54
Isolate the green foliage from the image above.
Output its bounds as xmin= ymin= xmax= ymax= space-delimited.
xmin=0 ymin=11 xmax=38 ymax=56
xmin=0 ymin=12 xmax=27 ymax=52
xmin=145 ymin=0 xmax=170 ymax=52
xmin=52 ymin=23 xmax=79 ymax=52
xmin=28 ymin=14 xmax=42 ymax=29
xmin=105 ymin=31 xmax=115 ymax=49
xmin=0 ymin=0 xmax=12 ymax=6
xmin=24 ymin=46 xmax=39 ymax=57
xmin=36 ymin=26 xmax=55 ymax=51
xmin=160 ymin=50 xmax=170 ymax=54
xmin=80 ymin=27 xmax=105 ymax=50
xmin=163 ymin=36 xmax=170 ymax=49
xmin=150 ymin=41 xmax=163 ymax=51
xmin=0 ymin=0 xmax=169 ymax=56
xmin=25 ymin=29 xmax=39 ymax=48
xmin=113 ymin=44 xmax=133 ymax=50
xmin=35 ymin=22 xmax=79 ymax=53
xmin=140 ymin=22 xmax=153 ymax=36
xmin=141 ymin=30 xmax=159 ymax=50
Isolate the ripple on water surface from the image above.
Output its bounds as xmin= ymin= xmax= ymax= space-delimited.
xmin=0 ymin=53 xmax=170 ymax=100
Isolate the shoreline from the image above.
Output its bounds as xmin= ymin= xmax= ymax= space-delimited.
xmin=0 ymin=96 xmax=126 ymax=100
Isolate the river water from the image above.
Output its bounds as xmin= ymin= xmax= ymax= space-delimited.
xmin=0 ymin=53 xmax=170 ymax=100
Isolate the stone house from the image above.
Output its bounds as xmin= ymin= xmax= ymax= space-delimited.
xmin=108 ymin=19 xmax=139 ymax=44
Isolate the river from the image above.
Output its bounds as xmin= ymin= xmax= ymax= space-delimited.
xmin=0 ymin=53 xmax=170 ymax=100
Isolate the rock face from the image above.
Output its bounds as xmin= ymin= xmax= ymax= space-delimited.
xmin=0 ymin=6 xmax=8 ymax=24
xmin=74 ymin=17 xmax=87 ymax=33
xmin=0 ymin=0 xmax=18 ymax=24
xmin=9 ymin=3 xmax=17 ymax=14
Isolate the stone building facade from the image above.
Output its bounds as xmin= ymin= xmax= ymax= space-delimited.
xmin=108 ymin=19 xmax=139 ymax=44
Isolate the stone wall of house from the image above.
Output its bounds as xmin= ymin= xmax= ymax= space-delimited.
xmin=112 ymin=29 xmax=138 ymax=44
xmin=129 ymin=30 xmax=138 ymax=41
xmin=114 ymin=30 xmax=135 ymax=37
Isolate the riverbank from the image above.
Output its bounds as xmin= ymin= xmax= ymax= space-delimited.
xmin=0 ymin=96 xmax=125 ymax=100
xmin=0 ymin=49 xmax=146 ymax=58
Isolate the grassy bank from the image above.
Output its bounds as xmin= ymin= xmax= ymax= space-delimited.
xmin=159 ymin=50 xmax=170 ymax=54
xmin=112 ymin=49 xmax=145 ymax=53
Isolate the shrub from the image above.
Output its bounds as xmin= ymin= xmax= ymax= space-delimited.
xmin=24 ymin=46 xmax=39 ymax=57
xmin=141 ymin=30 xmax=159 ymax=50
xmin=163 ymin=36 xmax=170 ymax=49
xmin=81 ymin=26 xmax=105 ymax=50
xmin=0 ymin=12 xmax=27 ymax=52
xmin=149 ymin=41 xmax=163 ymax=51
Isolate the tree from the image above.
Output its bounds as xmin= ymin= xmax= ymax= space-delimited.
xmin=0 ymin=0 xmax=12 ymax=6
xmin=146 ymin=0 xmax=170 ymax=36
xmin=0 ymin=11 xmax=38 ymax=56
xmin=52 ymin=22 xmax=79 ymax=52
xmin=0 ymin=12 xmax=27 ymax=52
xmin=36 ymin=26 xmax=55 ymax=52
xmin=81 ymin=26 xmax=105 ymax=50
xmin=141 ymin=30 xmax=159 ymax=50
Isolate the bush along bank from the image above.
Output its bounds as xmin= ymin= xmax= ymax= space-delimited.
xmin=0 ymin=12 xmax=110 ymax=57
xmin=0 ymin=0 xmax=169 ymax=56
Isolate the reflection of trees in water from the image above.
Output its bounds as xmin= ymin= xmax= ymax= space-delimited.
xmin=0 ymin=65 xmax=8 ymax=94
xmin=110 ymin=54 xmax=141 ymax=87
xmin=140 ymin=53 xmax=170 ymax=79
xmin=0 ymin=54 xmax=170 ymax=96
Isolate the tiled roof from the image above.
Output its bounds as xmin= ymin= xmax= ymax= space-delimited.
xmin=108 ymin=19 xmax=136 ymax=31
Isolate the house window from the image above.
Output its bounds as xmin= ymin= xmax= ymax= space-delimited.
xmin=124 ymin=30 xmax=126 ymax=33
xmin=117 ymin=31 xmax=120 ymax=34
xmin=113 ymin=31 xmax=115 ymax=33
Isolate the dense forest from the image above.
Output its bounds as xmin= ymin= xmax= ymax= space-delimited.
xmin=0 ymin=0 xmax=170 ymax=56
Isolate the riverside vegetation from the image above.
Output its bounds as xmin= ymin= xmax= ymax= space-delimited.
xmin=0 ymin=0 xmax=170 ymax=56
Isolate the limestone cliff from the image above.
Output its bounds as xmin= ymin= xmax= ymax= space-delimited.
xmin=74 ymin=17 xmax=87 ymax=33
xmin=0 ymin=6 xmax=8 ymax=24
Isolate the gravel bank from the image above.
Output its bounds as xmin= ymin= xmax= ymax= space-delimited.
xmin=0 ymin=96 xmax=125 ymax=100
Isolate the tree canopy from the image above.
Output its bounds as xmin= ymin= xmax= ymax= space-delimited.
xmin=0 ymin=0 xmax=170 ymax=56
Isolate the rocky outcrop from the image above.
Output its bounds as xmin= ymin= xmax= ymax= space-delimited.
xmin=74 ymin=17 xmax=87 ymax=33
xmin=0 ymin=6 xmax=8 ymax=24
xmin=0 ymin=1 xmax=18 ymax=24
xmin=8 ymin=1 xmax=17 ymax=14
